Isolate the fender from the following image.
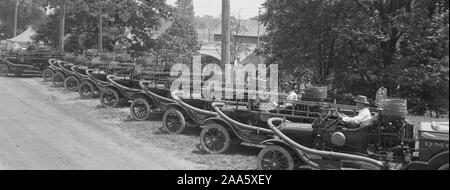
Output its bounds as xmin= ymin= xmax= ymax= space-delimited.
xmin=82 ymin=78 xmax=96 ymax=85
xmin=261 ymin=139 xmax=307 ymax=162
xmin=202 ymin=117 xmax=233 ymax=129
xmin=164 ymin=103 xmax=190 ymax=115
xmin=201 ymin=117 xmax=247 ymax=141
xmin=132 ymin=93 xmax=153 ymax=103
xmin=43 ymin=66 xmax=54 ymax=71
xmin=54 ymin=70 xmax=68 ymax=77
xmin=427 ymin=150 xmax=449 ymax=170
xmin=103 ymin=85 xmax=125 ymax=98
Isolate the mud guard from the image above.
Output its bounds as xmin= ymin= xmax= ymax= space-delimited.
xmin=201 ymin=117 xmax=233 ymax=130
xmin=164 ymin=103 xmax=189 ymax=115
xmin=261 ymin=139 xmax=302 ymax=159
xmin=103 ymin=85 xmax=125 ymax=98
xmin=427 ymin=150 xmax=449 ymax=170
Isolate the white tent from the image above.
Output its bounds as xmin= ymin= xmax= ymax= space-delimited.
xmin=4 ymin=28 xmax=36 ymax=50
xmin=8 ymin=27 xmax=35 ymax=43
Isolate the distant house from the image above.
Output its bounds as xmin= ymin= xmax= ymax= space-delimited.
xmin=197 ymin=19 xmax=266 ymax=62
xmin=150 ymin=19 xmax=266 ymax=62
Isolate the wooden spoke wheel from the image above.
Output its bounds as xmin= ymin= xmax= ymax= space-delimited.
xmin=257 ymin=145 xmax=295 ymax=170
xmin=130 ymin=98 xmax=152 ymax=121
xmin=42 ymin=68 xmax=54 ymax=82
xmin=52 ymin=71 xmax=65 ymax=88
xmin=79 ymin=81 xmax=95 ymax=99
xmin=200 ymin=123 xmax=232 ymax=154
xmin=100 ymin=88 xmax=120 ymax=108
xmin=0 ymin=64 xmax=9 ymax=77
xmin=64 ymin=76 xmax=80 ymax=92
xmin=162 ymin=109 xmax=186 ymax=134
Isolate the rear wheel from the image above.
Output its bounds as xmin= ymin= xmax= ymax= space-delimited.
xmin=42 ymin=68 xmax=54 ymax=82
xmin=257 ymin=145 xmax=295 ymax=170
xmin=130 ymin=98 xmax=152 ymax=121
xmin=52 ymin=71 xmax=65 ymax=88
xmin=200 ymin=123 xmax=232 ymax=154
xmin=100 ymin=88 xmax=120 ymax=108
xmin=79 ymin=81 xmax=95 ymax=99
xmin=0 ymin=64 xmax=8 ymax=77
xmin=64 ymin=76 xmax=80 ymax=92
xmin=162 ymin=109 xmax=186 ymax=134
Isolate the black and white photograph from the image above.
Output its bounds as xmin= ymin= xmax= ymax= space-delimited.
xmin=0 ymin=0 xmax=448 ymax=174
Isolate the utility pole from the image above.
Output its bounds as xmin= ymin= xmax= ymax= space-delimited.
xmin=59 ymin=1 xmax=66 ymax=53
xmin=257 ymin=7 xmax=261 ymax=48
xmin=98 ymin=6 xmax=103 ymax=56
xmin=13 ymin=0 xmax=19 ymax=37
xmin=221 ymin=0 xmax=231 ymax=66
xmin=208 ymin=25 xmax=211 ymax=42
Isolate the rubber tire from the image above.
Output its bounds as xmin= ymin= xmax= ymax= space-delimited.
xmin=162 ymin=108 xmax=186 ymax=134
xmin=0 ymin=64 xmax=8 ymax=77
xmin=42 ymin=68 xmax=54 ymax=82
xmin=100 ymin=88 xmax=120 ymax=108
xmin=257 ymin=145 xmax=295 ymax=170
xmin=130 ymin=98 xmax=151 ymax=121
xmin=53 ymin=71 xmax=65 ymax=88
xmin=200 ymin=123 xmax=232 ymax=154
xmin=64 ymin=76 xmax=80 ymax=92
xmin=79 ymin=81 xmax=95 ymax=99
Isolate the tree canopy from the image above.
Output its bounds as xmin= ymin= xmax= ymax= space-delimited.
xmin=0 ymin=0 xmax=45 ymax=39
xmin=155 ymin=0 xmax=200 ymax=64
xmin=32 ymin=0 xmax=173 ymax=52
xmin=259 ymin=0 xmax=449 ymax=116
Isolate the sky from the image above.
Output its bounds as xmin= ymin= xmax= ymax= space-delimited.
xmin=166 ymin=0 xmax=266 ymax=19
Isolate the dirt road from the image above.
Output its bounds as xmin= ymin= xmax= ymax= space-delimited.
xmin=0 ymin=76 xmax=203 ymax=170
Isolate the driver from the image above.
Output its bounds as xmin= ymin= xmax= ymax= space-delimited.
xmin=338 ymin=95 xmax=372 ymax=127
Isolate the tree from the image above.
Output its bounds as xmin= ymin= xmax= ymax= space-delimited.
xmin=0 ymin=0 xmax=45 ymax=39
xmin=156 ymin=0 xmax=200 ymax=64
xmin=156 ymin=16 xmax=201 ymax=64
xmin=214 ymin=16 xmax=251 ymax=64
xmin=259 ymin=0 xmax=449 ymax=115
xmin=175 ymin=0 xmax=195 ymax=20
xmin=33 ymin=0 xmax=172 ymax=52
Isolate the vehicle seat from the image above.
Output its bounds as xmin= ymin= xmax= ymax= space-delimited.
xmin=280 ymin=122 xmax=314 ymax=135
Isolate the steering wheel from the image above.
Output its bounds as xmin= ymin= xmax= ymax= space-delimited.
xmin=323 ymin=108 xmax=340 ymax=119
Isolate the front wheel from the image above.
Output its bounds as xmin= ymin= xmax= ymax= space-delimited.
xmin=0 ymin=64 xmax=9 ymax=77
xmin=64 ymin=76 xmax=80 ymax=92
xmin=100 ymin=88 xmax=120 ymax=108
xmin=130 ymin=98 xmax=152 ymax=121
xmin=200 ymin=123 xmax=232 ymax=154
xmin=257 ymin=145 xmax=295 ymax=170
xmin=42 ymin=68 xmax=54 ymax=82
xmin=79 ymin=81 xmax=95 ymax=99
xmin=162 ymin=109 xmax=186 ymax=134
xmin=52 ymin=71 xmax=65 ymax=88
